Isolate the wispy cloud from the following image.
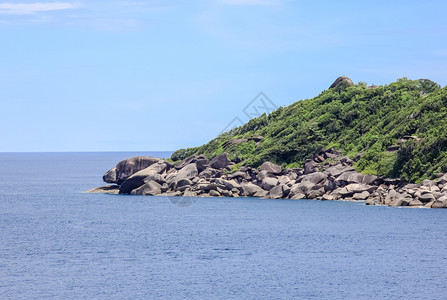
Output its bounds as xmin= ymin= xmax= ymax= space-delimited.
xmin=0 ymin=2 xmax=79 ymax=15
xmin=218 ymin=0 xmax=282 ymax=6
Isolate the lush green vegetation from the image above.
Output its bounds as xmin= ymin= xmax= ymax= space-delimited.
xmin=171 ymin=78 xmax=447 ymax=183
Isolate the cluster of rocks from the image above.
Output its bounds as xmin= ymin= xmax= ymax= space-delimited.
xmin=87 ymin=150 xmax=447 ymax=208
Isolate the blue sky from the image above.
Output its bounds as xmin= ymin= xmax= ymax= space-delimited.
xmin=1 ymin=0 xmax=446 ymax=152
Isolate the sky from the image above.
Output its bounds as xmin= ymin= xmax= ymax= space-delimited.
xmin=1 ymin=0 xmax=446 ymax=152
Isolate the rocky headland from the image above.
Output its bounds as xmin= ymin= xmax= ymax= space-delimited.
xmin=87 ymin=149 xmax=447 ymax=208
xmin=88 ymin=76 xmax=447 ymax=209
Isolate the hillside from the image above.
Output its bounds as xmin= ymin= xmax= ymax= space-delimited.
xmin=171 ymin=77 xmax=447 ymax=183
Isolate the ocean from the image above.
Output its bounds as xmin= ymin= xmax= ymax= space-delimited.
xmin=0 ymin=152 xmax=446 ymax=299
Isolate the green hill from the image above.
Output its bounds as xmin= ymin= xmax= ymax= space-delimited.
xmin=171 ymin=77 xmax=447 ymax=183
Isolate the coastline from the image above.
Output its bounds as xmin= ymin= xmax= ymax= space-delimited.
xmin=87 ymin=150 xmax=447 ymax=209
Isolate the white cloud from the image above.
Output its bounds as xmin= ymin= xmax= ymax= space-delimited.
xmin=0 ymin=2 xmax=79 ymax=15
xmin=218 ymin=0 xmax=281 ymax=5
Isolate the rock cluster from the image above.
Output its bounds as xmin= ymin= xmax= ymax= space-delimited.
xmin=87 ymin=150 xmax=447 ymax=208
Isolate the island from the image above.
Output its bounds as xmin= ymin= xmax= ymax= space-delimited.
xmin=88 ymin=76 xmax=447 ymax=208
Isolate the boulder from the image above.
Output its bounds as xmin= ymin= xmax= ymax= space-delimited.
xmin=119 ymin=176 xmax=147 ymax=194
xmin=116 ymin=156 xmax=161 ymax=182
xmin=85 ymin=185 xmax=120 ymax=194
xmin=336 ymin=171 xmax=363 ymax=184
xmin=198 ymin=182 xmax=217 ymax=192
xmin=324 ymin=164 xmax=355 ymax=177
xmin=262 ymin=177 xmax=279 ymax=191
xmin=329 ymin=76 xmax=354 ymax=89
xmin=304 ymin=160 xmax=319 ymax=175
xmin=345 ymin=183 xmax=376 ymax=194
xmin=103 ymin=167 xmax=117 ymax=183
xmin=256 ymin=170 xmax=271 ymax=182
xmin=384 ymin=189 xmax=401 ymax=205
xmin=260 ymin=162 xmax=282 ymax=175
xmin=196 ymin=159 xmax=210 ymax=173
xmin=104 ymin=156 xmax=160 ymax=184
xmin=141 ymin=161 xmax=167 ymax=175
xmin=210 ymin=153 xmax=230 ymax=169
xmin=353 ymin=191 xmax=370 ymax=200
xmin=278 ymin=175 xmax=290 ymax=185
xmin=144 ymin=173 xmax=166 ymax=185
xmin=240 ymin=183 xmax=265 ymax=197
xmin=229 ymin=171 xmax=250 ymax=181
xmin=199 ymin=167 xmax=222 ymax=179
xmin=174 ymin=155 xmax=201 ymax=170
xmin=419 ymin=192 xmax=435 ymax=202
xmin=130 ymin=181 xmax=162 ymax=195
xmin=421 ymin=179 xmax=435 ymax=187
xmin=290 ymin=193 xmax=306 ymax=200
xmin=176 ymin=163 xmax=198 ymax=182
xmin=408 ymin=199 xmax=424 ymax=207
xmin=210 ymin=190 xmax=221 ymax=197
xmin=307 ymin=188 xmax=325 ymax=199
xmin=268 ymin=184 xmax=285 ymax=199
xmin=431 ymin=200 xmax=447 ymax=208
xmin=362 ymin=174 xmax=378 ymax=185
xmin=301 ymin=172 xmax=327 ymax=185
xmin=254 ymin=190 xmax=269 ymax=198
xmin=322 ymin=194 xmax=334 ymax=201
xmin=217 ymin=187 xmax=232 ymax=197
xmin=435 ymin=174 xmax=447 ymax=185
xmin=165 ymin=171 xmax=178 ymax=186
xmin=289 ymin=182 xmax=315 ymax=197
xmin=176 ymin=178 xmax=193 ymax=188
xmin=283 ymin=169 xmax=299 ymax=181
xmin=389 ymin=198 xmax=404 ymax=206
xmin=218 ymin=179 xmax=240 ymax=190
xmin=323 ymin=180 xmax=337 ymax=192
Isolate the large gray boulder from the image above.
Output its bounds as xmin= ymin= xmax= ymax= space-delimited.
xmin=229 ymin=171 xmax=251 ymax=181
xmin=307 ymin=188 xmax=325 ymax=199
xmin=289 ymin=181 xmax=315 ymax=197
xmin=324 ymin=164 xmax=355 ymax=177
xmin=353 ymin=191 xmax=370 ymax=200
xmin=335 ymin=171 xmax=364 ymax=186
xmin=176 ymin=163 xmax=198 ymax=182
xmin=268 ymin=184 xmax=286 ymax=199
xmin=174 ymin=155 xmax=202 ymax=170
xmin=418 ymin=192 xmax=435 ymax=203
xmin=196 ymin=158 xmax=210 ymax=173
xmin=199 ymin=167 xmax=222 ymax=179
xmin=131 ymin=181 xmax=162 ymax=195
xmin=210 ymin=153 xmax=230 ymax=169
xmin=216 ymin=179 xmax=240 ymax=190
xmin=240 ymin=183 xmax=265 ymax=197
xmin=262 ymin=177 xmax=279 ymax=190
xmin=130 ymin=162 xmax=167 ymax=178
xmin=260 ymin=162 xmax=282 ymax=175
xmin=104 ymin=156 xmax=161 ymax=184
xmin=119 ymin=176 xmax=146 ymax=194
xmin=301 ymin=172 xmax=327 ymax=185
xmin=118 ymin=161 xmax=168 ymax=194
xmin=345 ymin=183 xmax=376 ymax=194
xmin=303 ymin=160 xmax=319 ymax=175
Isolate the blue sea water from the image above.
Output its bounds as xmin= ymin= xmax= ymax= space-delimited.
xmin=0 ymin=152 xmax=446 ymax=299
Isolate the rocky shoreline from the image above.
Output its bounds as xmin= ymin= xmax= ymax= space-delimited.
xmin=87 ymin=150 xmax=447 ymax=208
